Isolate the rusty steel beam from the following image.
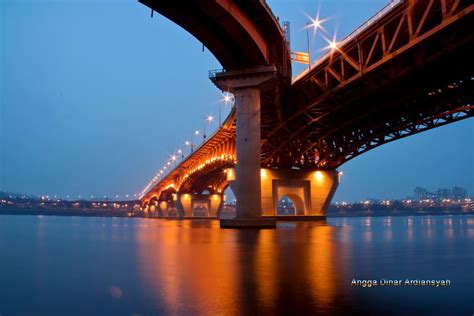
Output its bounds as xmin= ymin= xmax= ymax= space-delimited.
xmin=261 ymin=0 xmax=473 ymax=168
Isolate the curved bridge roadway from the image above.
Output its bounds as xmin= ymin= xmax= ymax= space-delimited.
xmin=140 ymin=0 xmax=474 ymax=226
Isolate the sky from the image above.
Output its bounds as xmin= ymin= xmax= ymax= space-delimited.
xmin=1 ymin=0 xmax=473 ymax=202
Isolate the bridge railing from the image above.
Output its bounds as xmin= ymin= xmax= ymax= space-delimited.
xmin=293 ymin=0 xmax=403 ymax=83
xmin=341 ymin=0 xmax=402 ymax=47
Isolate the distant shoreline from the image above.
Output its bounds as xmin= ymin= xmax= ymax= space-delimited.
xmin=327 ymin=210 xmax=474 ymax=218
xmin=0 ymin=207 xmax=133 ymax=218
xmin=1 ymin=206 xmax=473 ymax=219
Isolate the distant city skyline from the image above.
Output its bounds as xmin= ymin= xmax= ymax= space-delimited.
xmin=1 ymin=0 xmax=473 ymax=202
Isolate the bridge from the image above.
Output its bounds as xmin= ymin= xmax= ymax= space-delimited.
xmin=139 ymin=0 xmax=474 ymax=227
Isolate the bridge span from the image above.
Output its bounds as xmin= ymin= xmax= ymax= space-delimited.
xmin=140 ymin=0 xmax=473 ymax=227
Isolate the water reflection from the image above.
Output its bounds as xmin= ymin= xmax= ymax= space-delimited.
xmin=135 ymin=220 xmax=349 ymax=314
xmin=0 ymin=215 xmax=473 ymax=315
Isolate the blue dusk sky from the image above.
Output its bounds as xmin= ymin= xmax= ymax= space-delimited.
xmin=1 ymin=0 xmax=473 ymax=202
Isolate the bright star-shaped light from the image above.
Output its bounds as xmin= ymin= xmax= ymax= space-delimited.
xmin=304 ymin=9 xmax=328 ymax=35
xmin=220 ymin=92 xmax=234 ymax=106
xmin=322 ymin=33 xmax=339 ymax=52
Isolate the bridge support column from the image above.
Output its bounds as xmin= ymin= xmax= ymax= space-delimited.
xmin=157 ymin=201 xmax=178 ymax=218
xmin=148 ymin=202 xmax=159 ymax=218
xmin=157 ymin=201 xmax=166 ymax=217
xmin=175 ymin=193 xmax=224 ymax=218
xmin=213 ymin=66 xmax=277 ymax=228
xmin=260 ymin=168 xmax=339 ymax=220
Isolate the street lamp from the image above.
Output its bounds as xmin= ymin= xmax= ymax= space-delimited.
xmin=305 ymin=21 xmax=312 ymax=68
xmin=177 ymin=149 xmax=184 ymax=160
xmin=220 ymin=92 xmax=234 ymax=126
xmin=185 ymin=140 xmax=195 ymax=153
xmin=203 ymin=114 xmax=214 ymax=140
xmin=203 ymin=115 xmax=214 ymax=140
xmin=193 ymin=130 xmax=201 ymax=146
xmin=305 ymin=14 xmax=327 ymax=68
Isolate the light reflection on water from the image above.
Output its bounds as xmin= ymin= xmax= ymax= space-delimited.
xmin=0 ymin=214 xmax=473 ymax=315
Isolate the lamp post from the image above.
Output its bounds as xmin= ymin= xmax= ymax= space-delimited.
xmin=305 ymin=16 xmax=325 ymax=69
xmin=220 ymin=94 xmax=234 ymax=126
xmin=306 ymin=21 xmax=311 ymax=69
xmin=185 ymin=140 xmax=195 ymax=153
xmin=204 ymin=115 xmax=214 ymax=140
xmin=194 ymin=129 xmax=200 ymax=145
xmin=171 ymin=154 xmax=177 ymax=167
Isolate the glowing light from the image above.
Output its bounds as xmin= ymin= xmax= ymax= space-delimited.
xmin=221 ymin=92 xmax=234 ymax=106
xmin=177 ymin=149 xmax=182 ymax=154
xmin=171 ymin=155 xmax=177 ymax=161
xmin=260 ymin=169 xmax=267 ymax=178
xmin=307 ymin=17 xmax=327 ymax=33
xmin=194 ymin=130 xmax=200 ymax=135
xmin=321 ymin=32 xmax=339 ymax=52
xmin=185 ymin=141 xmax=190 ymax=146
xmin=304 ymin=9 xmax=328 ymax=35
xmin=207 ymin=115 xmax=214 ymax=123
xmin=314 ymin=171 xmax=324 ymax=181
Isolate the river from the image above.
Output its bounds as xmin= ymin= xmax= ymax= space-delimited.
xmin=0 ymin=214 xmax=472 ymax=315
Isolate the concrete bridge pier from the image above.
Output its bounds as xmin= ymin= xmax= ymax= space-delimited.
xmin=157 ymin=201 xmax=180 ymax=218
xmin=214 ymin=66 xmax=277 ymax=228
xmin=260 ymin=169 xmax=339 ymax=220
xmin=226 ymin=168 xmax=339 ymax=220
xmin=148 ymin=201 xmax=160 ymax=218
xmin=175 ymin=193 xmax=224 ymax=218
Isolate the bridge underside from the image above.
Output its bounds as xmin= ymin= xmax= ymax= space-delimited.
xmin=271 ymin=46 xmax=474 ymax=169
xmin=140 ymin=0 xmax=473 ymax=226
xmin=140 ymin=0 xmax=289 ymax=73
xmin=263 ymin=1 xmax=474 ymax=169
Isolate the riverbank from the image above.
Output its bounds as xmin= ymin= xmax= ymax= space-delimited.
xmin=2 ymin=206 xmax=474 ymax=219
xmin=0 ymin=207 xmax=132 ymax=218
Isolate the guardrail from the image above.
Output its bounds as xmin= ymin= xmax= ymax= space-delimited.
xmin=208 ymin=68 xmax=225 ymax=80
xmin=340 ymin=0 xmax=402 ymax=47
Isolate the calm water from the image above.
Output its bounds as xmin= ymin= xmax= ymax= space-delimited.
xmin=0 ymin=214 xmax=473 ymax=316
